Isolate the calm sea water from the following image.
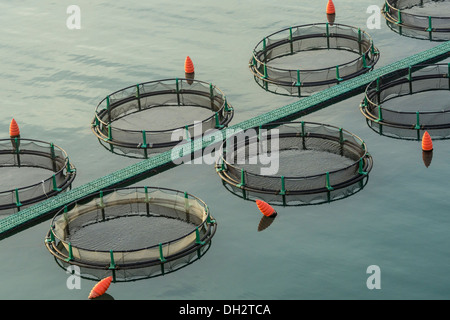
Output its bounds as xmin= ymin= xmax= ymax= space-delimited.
xmin=1 ymin=0 xmax=450 ymax=301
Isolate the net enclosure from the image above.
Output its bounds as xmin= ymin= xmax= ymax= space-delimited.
xmin=215 ymin=121 xmax=373 ymax=196
xmin=220 ymin=173 xmax=369 ymax=207
xmin=383 ymin=0 xmax=450 ymax=41
xmin=0 ymin=138 xmax=76 ymax=215
xmin=44 ymin=187 xmax=216 ymax=280
xmin=91 ymin=78 xmax=234 ymax=157
xmin=249 ymin=23 xmax=380 ymax=96
xmin=360 ymin=63 xmax=450 ymax=140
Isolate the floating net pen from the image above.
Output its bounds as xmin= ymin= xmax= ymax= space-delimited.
xmin=215 ymin=122 xmax=373 ymax=196
xmin=220 ymin=174 xmax=369 ymax=207
xmin=51 ymin=240 xmax=213 ymax=282
xmin=0 ymin=138 xmax=76 ymax=215
xmin=360 ymin=63 xmax=450 ymax=140
xmin=91 ymin=78 xmax=234 ymax=156
xmin=383 ymin=0 xmax=450 ymax=41
xmin=44 ymin=187 xmax=216 ymax=281
xmin=249 ymin=23 xmax=380 ymax=96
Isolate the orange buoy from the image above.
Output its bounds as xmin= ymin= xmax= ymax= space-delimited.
xmin=9 ymin=118 xmax=21 ymax=149
xmin=88 ymin=276 xmax=113 ymax=299
xmin=421 ymin=131 xmax=433 ymax=152
xmin=255 ymin=199 xmax=277 ymax=217
xmin=9 ymin=118 xmax=20 ymax=138
xmin=184 ymin=56 xmax=195 ymax=74
xmin=326 ymin=0 xmax=335 ymax=14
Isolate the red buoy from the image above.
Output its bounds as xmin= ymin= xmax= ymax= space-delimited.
xmin=184 ymin=56 xmax=195 ymax=74
xmin=88 ymin=276 xmax=113 ymax=299
xmin=421 ymin=131 xmax=433 ymax=152
xmin=326 ymin=0 xmax=336 ymax=14
xmin=9 ymin=118 xmax=20 ymax=138
xmin=255 ymin=200 xmax=277 ymax=217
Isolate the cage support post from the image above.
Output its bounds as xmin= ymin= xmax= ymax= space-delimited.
xmin=326 ymin=22 xmax=330 ymax=49
xmin=65 ymin=242 xmax=73 ymax=262
xmin=52 ymin=175 xmax=62 ymax=192
xmin=376 ymin=105 xmax=383 ymax=123
xmin=263 ymin=37 xmax=267 ymax=62
xmin=215 ymin=112 xmax=224 ymax=129
xmin=415 ymin=111 xmax=421 ymax=130
xmin=209 ymin=83 xmax=215 ymax=110
xmin=141 ymin=130 xmax=149 ymax=159
xmin=195 ymin=227 xmax=205 ymax=245
xmin=336 ymin=65 xmax=343 ymax=83
xmin=376 ymin=77 xmax=381 ymax=102
xmin=185 ymin=126 xmax=192 ymax=141
xmin=159 ymin=243 xmax=166 ymax=263
xmin=397 ymin=9 xmax=402 ymax=25
xmin=371 ymin=42 xmax=378 ymax=56
xmin=50 ymin=143 xmax=57 ymax=172
xmin=103 ymin=124 xmax=112 ymax=142
xmin=66 ymin=157 xmax=75 ymax=174
xmin=326 ymin=172 xmax=334 ymax=191
xmin=448 ymin=63 xmax=450 ymax=89
xmin=14 ymin=137 xmax=21 ymax=167
xmin=427 ymin=16 xmax=433 ymax=33
xmin=289 ymin=27 xmax=294 ymax=53
xmin=295 ymin=70 xmax=301 ymax=97
xmin=176 ymin=78 xmax=181 ymax=106
xmin=184 ymin=191 xmax=191 ymax=220
xmin=15 ymin=188 xmax=22 ymax=208
xmin=136 ymin=84 xmax=142 ymax=111
xmin=206 ymin=212 xmax=216 ymax=225
xmin=145 ymin=186 xmax=150 ymax=216
xmin=63 ymin=206 xmax=70 ymax=236
xmin=263 ymin=63 xmax=268 ymax=80
xmin=236 ymin=169 xmax=246 ymax=188
xmin=106 ymin=96 xmax=111 ymax=122
xmin=224 ymin=97 xmax=231 ymax=112
xmin=99 ymin=190 xmax=105 ymax=221
xmin=301 ymin=121 xmax=306 ymax=149
xmin=408 ymin=66 xmax=413 ymax=94
xmin=358 ymin=28 xmax=362 ymax=55
xmin=358 ymin=158 xmax=368 ymax=175
xmin=339 ymin=128 xmax=345 ymax=156
xmin=339 ymin=128 xmax=344 ymax=144
xmin=362 ymin=54 xmax=370 ymax=69
xmin=109 ymin=250 xmax=116 ymax=270
xmin=45 ymin=229 xmax=55 ymax=243
xmin=280 ymin=176 xmax=286 ymax=196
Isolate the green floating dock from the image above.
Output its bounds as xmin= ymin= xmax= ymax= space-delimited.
xmin=1 ymin=41 xmax=449 ymax=238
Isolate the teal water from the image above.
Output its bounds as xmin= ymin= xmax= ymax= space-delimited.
xmin=1 ymin=0 xmax=450 ymax=300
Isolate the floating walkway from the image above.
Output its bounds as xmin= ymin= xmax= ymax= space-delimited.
xmin=1 ymin=41 xmax=449 ymax=238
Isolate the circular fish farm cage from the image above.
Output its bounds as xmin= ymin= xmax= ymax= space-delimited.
xmin=382 ymin=0 xmax=450 ymax=41
xmin=91 ymin=78 xmax=234 ymax=158
xmin=360 ymin=64 xmax=450 ymax=140
xmin=219 ymin=174 xmax=369 ymax=207
xmin=44 ymin=187 xmax=217 ymax=281
xmin=0 ymin=138 xmax=76 ymax=215
xmin=215 ymin=122 xmax=373 ymax=196
xmin=249 ymin=23 xmax=380 ymax=96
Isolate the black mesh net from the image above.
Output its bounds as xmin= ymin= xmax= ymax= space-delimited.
xmin=92 ymin=78 xmax=234 ymax=158
xmin=44 ymin=187 xmax=216 ymax=281
xmin=0 ymin=138 xmax=76 ymax=215
xmin=215 ymin=122 xmax=373 ymax=195
xmin=249 ymin=23 xmax=380 ymax=96
xmin=360 ymin=64 xmax=450 ymax=139
xmin=383 ymin=0 xmax=450 ymax=41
